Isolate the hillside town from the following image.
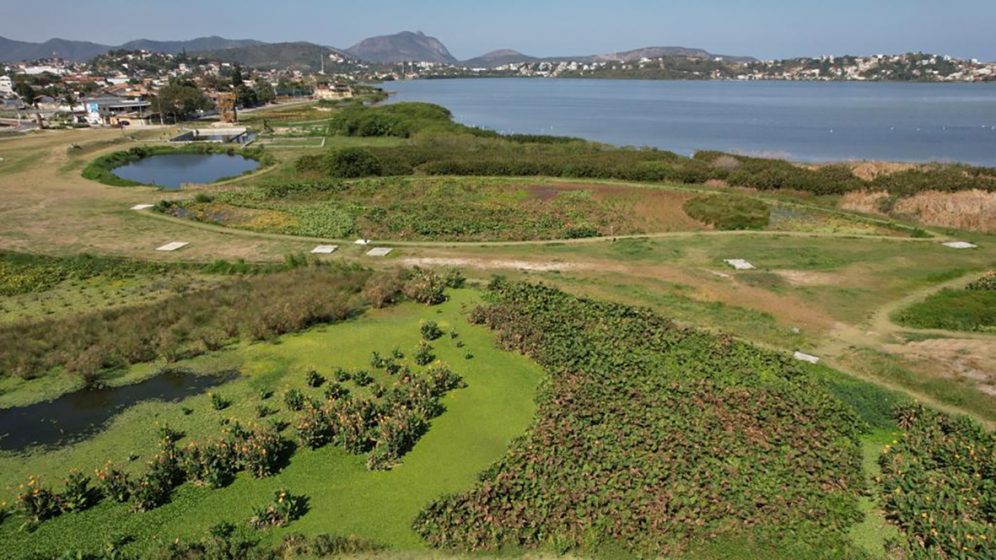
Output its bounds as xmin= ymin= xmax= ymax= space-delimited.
xmin=0 ymin=50 xmax=359 ymax=130
xmin=434 ymin=52 xmax=996 ymax=81
xmin=2 ymin=46 xmax=994 ymax=131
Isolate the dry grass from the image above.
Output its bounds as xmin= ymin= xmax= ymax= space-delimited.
xmin=839 ymin=191 xmax=889 ymax=215
xmin=894 ymin=189 xmax=996 ymax=233
xmin=847 ymin=161 xmax=920 ymax=181
xmin=840 ymin=188 xmax=996 ymax=233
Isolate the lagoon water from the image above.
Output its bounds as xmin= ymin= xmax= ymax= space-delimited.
xmin=113 ymin=153 xmax=259 ymax=189
xmin=387 ymin=79 xmax=996 ymax=166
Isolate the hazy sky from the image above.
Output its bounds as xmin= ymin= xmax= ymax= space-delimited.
xmin=2 ymin=0 xmax=995 ymax=61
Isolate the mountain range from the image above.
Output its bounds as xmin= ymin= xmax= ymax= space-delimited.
xmin=0 ymin=31 xmax=754 ymax=67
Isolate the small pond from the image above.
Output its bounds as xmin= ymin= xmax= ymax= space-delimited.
xmin=112 ymin=153 xmax=259 ymax=189
xmin=0 ymin=368 xmax=236 ymax=452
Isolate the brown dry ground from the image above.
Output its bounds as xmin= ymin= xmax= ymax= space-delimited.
xmin=539 ymin=181 xmax=707 ymax=232
xmin=1 ymin=125 xmax=994 ymax=426
xmin=841 ymin=189 xmax=996 ymax=233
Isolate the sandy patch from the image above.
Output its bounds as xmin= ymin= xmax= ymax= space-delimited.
xmin=775 ymin=269 xmax=842 ymax=286
xmin=885 ymin=337 xmax=996 ymax=394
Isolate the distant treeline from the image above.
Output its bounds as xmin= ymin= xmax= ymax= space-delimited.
xmin=307 ymin=103 xmax=996 ymax=197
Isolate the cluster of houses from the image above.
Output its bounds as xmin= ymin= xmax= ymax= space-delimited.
xmin=1 ymin=52 xmax=355 ymax=129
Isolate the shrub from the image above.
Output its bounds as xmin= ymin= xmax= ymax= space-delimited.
xmin=403 ymin=268 xmax=447 ymax=305
xmin=210 ymin=393 xmax=230 ymax=411
xmin=16 ymin=476 xmax=60 ymax=522
xmin=353 ymin=370 xmax=374 ymax=387
xmin=324 ymin=382 xmax=350 ymax=400
xmin=420 ymin=320 xmax=443 ymax=341
xmin=308 ymin=533 xmax=385 ymax=556
xmin=284 ymin=388 xmax=305 ymax=411
xmin=413 ymin=281 xmax=867 ymax=555
xmin=95 ymin=462 xmax=131 ymax=503
xmin=879 ymin=404 xmax=995 ymax=559
xmin=325 ymin=147 xmax=383 ymax=178
xmin=684 ymin=195 xmax=770 ymax=230
xmin=181 ymin=440 xmax=238 ymax=489
xmin=306 ymin=370 xmax=326 ymax=388
xmin=362 ymin=269 xmax=406 ymax=308
xmin=967 ymin=271 xmax=996 ymax=291
xmin=366 ymin=408 xmax=429 ymax=471
xmin=0 ymin=266 xmax=372 ymax=383
xmin=443 ymin=269 xmax=466 ymax=289
xmin=234 ymin=429 xmax=286 ymax=478
xmin=296 ymin=403 xmax=334 ymax=449
xmin=414 ymin=341 xmax=435 ymax=366
xmin=248 ymin=488 xmax=308 ymax=529
xmin=130 ymin=471 xmax=173 ymax=513
xmin=59 ymin=470 xmax=95 ymax=513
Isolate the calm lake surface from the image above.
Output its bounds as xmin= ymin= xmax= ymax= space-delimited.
xmin=387 ymin=79 xmax=996 ymax=166
xmin=113 ymin=153 xmax=259 ymax=189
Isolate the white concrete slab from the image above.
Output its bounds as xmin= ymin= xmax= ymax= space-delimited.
xmin=156 ymin=242 xmax=189 ymax=252
xmin=943 ymin=241 xmax=978 ymax=249
xmin=793 ymin=351 xmax=821 ymax=365
xmin=366 ymin=247 xmax=393 ymax=257
xmin=724 ymin=259 xmax=756 ymax=270
xmin=310 ymin=245 xmax=339 ymax=254
xmin=354 ymin=239 xmax=371 ymax=245
xmin=131 ymin=204 xmax=154 ymax=210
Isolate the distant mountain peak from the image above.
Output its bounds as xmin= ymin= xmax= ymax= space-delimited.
xmin=346 ymin=31 xmax=457 ymax=64
xmin=462 ymin=49 xmax=538 ymax=68
xmin=0 ymin=35 xmax=264 ymax=62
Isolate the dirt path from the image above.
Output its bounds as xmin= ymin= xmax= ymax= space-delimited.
xmin=2 ymin=128 xmax=992 ymax=428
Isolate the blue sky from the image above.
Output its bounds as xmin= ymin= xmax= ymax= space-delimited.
xmin=2 ymin=0 xmax=995 ymax=60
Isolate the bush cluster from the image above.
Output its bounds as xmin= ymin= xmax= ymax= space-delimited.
xmin=0 ymin=266 xmax=370 ymax=382
xmin=308 ymin=103 xmax=996 ymax=198
xmin=683 ymin=194 xmax=771 ymax=230
xmin=414 ymin=281 xmax=867 ymax=555
xmin=878 ymin=404 xmax=994 ymax=559
xmin=292 ymin=360 xmax=464 ymax=471
xmin=17 ymin=423 xmax=289 ymax=529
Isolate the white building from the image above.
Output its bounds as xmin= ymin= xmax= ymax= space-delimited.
xmin=0 ymin=75 xmax=13 ymax=95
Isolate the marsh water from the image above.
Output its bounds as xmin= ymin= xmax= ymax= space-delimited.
xmin=112 ymin=153 xmax=259 ymax=189
xmin=0 ymin=369 xmax=234 ymax=452
xmin=387 ymin=79 xmax=996 ymax=166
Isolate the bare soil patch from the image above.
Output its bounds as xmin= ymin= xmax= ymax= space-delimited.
xmin=885 ymin=337 xmax=996 ymax=396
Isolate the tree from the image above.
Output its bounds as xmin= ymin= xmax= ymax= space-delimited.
xmin=156 ymin=82 xmax=212 ymax=122
xmin=254 ymin=78 xmax=275 ymax=105
xmin=14 ymin=81 xmax=35 ymax=105
xmin=235 ymin=85 xmax=258 ymax=108
xmin=231 ymin=64 xmax=244 ymax=88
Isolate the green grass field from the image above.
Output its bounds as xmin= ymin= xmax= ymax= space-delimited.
xmin=893 ymin=287 xmax=996 ymax=332
xmin=0 ymin=290 xmax=543 ymax=557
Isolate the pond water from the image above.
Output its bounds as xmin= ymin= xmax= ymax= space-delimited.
xmin=112 ymin=153 xmax=259 ymax=189
xmin=0 ymin=369 xmax=236 ymax=452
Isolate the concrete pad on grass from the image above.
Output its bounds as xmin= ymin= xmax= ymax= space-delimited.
xmin=131 ymin=204 xmax=155 ymax=211
xmin=366 ymin=247 xmax=393 ymax=257
xmin=156 ymin=242 xmax=189 ymax=252
xmin=724 ymin=259 xmax=756 ymax=270
xmin=310 ymin=245 xmax=339 ymax=255
xmin=943 ymin=241 xmax=978 ymax=249
xmin=354 ymin=239 xmax=371 ymax=245
xmin=793 ymin=351 xmax=821 ymax=365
